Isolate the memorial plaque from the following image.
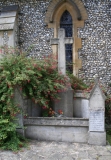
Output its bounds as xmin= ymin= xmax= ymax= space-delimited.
xmin=89 ymin=111 xmax=104 ymax=132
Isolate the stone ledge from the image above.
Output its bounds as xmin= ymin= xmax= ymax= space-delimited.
xmin=24 ymin=117 xmax=89 ymax=127
xmin=74 ymin=90 xmax=90 ymax=99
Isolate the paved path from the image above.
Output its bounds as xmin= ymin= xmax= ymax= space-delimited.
xmin=0 ymin=140 xmax=111 ymax=160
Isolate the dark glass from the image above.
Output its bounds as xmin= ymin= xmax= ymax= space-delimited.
xmin=60 ymin=10 xmax=72 ymax=37
xmin=65 ymin=44 xmax=73 ymax=73
xmin=60 ymin=10 xmax=73 ymax=73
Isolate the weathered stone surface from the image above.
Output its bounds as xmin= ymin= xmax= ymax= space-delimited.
xmin=89 ymin=111 xmax=105 ymax=132
xmin=25 ymin=125 xmax=88 ymax=143
xmin=0 ymin=17 xmax=15 ymax=24
xmin=14 ymin=87 xmax=24 ymax=128
xmin=0 ymin=24 xmax=14 ymax=30
xmin=14 ymin=87 xmax=24 ymax=136
xmin=24 ymin=117 xmax=89 ymax=126
xmin=88 ymin=82 xmax=106 ymax=145
xmin=53 ymin=88 xmax=73 ymax=117
xmin=0 ymin=5 xmax=18 ymax=47
xmin=89 ymin=83 xmax=105 ymax=111
xmin=0 ymin=140 xmax=111 ymax=160
xmin=88 ymin=132 xmax=106 ymax=146
xmin=74 ymin=91 xmax=90 ymax=99
xmin=24 ymin=117 xmax=89 ymax=143
xmin=73 ymin=98 xmax=89 ymax=118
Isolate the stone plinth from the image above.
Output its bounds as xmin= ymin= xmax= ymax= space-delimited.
xmin=88 ymin=81 xmax=106 ymax=146
xmin=24 ymin=117 xmax=89 ymax=143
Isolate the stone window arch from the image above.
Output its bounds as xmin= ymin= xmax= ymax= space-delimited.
xmin=45 ymin=0 xmax=88 ymax=76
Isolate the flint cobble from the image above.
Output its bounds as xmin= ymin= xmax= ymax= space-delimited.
xmin=0 ymin=140 xmax=111 ymax=160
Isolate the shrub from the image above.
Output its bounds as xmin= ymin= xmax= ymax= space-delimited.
xmin=0 ymin=48 xmax=69 ymax=150
xmin=68 ymin=74 xmax=88 ymax=90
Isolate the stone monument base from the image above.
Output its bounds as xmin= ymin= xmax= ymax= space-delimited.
xmin=88 ymin=131 xmax=106 ymax=146
xmin=24 ymin=117 xmax=89 ymax=143
xmin=53 ymin=88 xmax=73 ymax=117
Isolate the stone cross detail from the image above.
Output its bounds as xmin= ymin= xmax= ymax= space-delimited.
xmin=51 ymin=28 xmax=73 ymax=75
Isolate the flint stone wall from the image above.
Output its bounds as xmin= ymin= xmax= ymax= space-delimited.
xmin=0 ymin=0 xmax=111 ymax=87
xmin=0 ymin=0 xmax=111 ymax=89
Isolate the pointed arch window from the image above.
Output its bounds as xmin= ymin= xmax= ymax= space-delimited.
xmin=60 ymin=10 xmax=73 ymax=73
xmin=60 ymin=10 xmax=72 ymax=37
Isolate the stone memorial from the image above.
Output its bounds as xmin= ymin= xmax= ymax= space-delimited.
xmin=14 ymin=87 xmax=24 ymax=136
xmin=88 ymin=80 xmax=106 ymax=146
xmin=51 ymin=28 xmax=73 ymax=117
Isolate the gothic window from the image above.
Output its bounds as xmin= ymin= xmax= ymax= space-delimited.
xmin=65 ymin=44 xmax=73 ymax=73
xmin=60 ymin=10 xmax=73 ymax=73
xmin=60 ymin=10 xmax=72 ymax=37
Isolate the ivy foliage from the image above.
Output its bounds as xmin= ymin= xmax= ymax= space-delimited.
xmin=0 ymin=50 xmax=69 ymax=151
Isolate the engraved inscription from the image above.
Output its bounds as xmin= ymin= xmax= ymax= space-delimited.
xmin=89 ymin=111 xmax=104 ymax=132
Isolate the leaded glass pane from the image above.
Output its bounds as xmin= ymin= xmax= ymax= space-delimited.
xmin=65 ymin=44 xmax=73 ymax=73
xmin=60 ymin=10 xmax=72 ymax=37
